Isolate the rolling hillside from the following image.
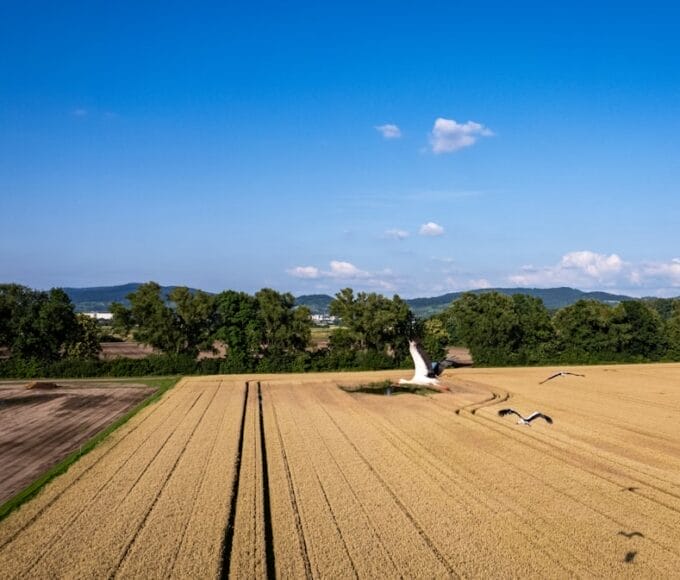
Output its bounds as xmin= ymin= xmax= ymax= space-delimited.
xmin=64 ymin=283 xmax=643 ymax=316
xmin=63 ymin=283 xmax=204 ymax=312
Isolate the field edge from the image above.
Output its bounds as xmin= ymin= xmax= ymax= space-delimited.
xmin=0 ymin=375 xmax=182 ymax=522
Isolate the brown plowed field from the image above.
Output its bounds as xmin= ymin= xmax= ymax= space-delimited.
xmin=1 ymin=364 xmax=679 ymax=578
xmin=0 ymin=381 xmax=155 ymax=505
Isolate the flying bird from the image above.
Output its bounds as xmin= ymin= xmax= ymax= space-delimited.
xmin=539 ymin=371 xmax=585 ymax=384
xmin=399 ymin=340 xmax=459 ymax=388
xmin=498 ymin=408 xmax=553 ymax=426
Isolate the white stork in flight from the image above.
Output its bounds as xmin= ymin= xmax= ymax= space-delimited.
xmin=498 ymin=408 xmax=553 ymax=426
xmin=400 ymin=339 xmax=458 ymax=390
xmin=539 ymin=370 xmax=585 ymax=385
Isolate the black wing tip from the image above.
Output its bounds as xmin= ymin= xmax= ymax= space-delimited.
xmin=543 ymin=414 xmax=553 ymax=424
xmin=498 ymin=408 xmax=513 ymax=416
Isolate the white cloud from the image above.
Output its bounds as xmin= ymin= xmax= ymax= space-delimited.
xmin=419 ymin=222 xmax=445 ymax=237
xmin=508 ymin=251 xmax=626 ymax=288
xmin=560 ymin=250 xmax=624 ymax=277
xmin=637 ymin=258 xmax=680 ymax=286
xmin=287 ymin=260 xmax=399 ymax=292
xmin=506 ymin=252 xmax=680 ymax=296
xmin=287 ymin=266 xmax=320 ymax=279
xmin=375 ymin=123 xmax=402 ymax=139
xmin=384 ymin=228 xmax=410 ymax=240
xmin=328 ymin=260 xmax=366 ymax=278
xmin=429 ymin=117 xmax=493 ymax=153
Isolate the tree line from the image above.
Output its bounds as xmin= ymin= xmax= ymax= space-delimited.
xmin=0 ymin=282 xmax=418 ymax=377
xmin=2 ymin=282 xmax=679 ymax=378
xmin=439 ymin=292 xmax=680 ymax=365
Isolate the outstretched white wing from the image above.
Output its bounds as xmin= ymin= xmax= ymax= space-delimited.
xmin=409 ymin=340 xmax=432 ymax=379
xmin=400 ymin=340 xmax=441 ymax=386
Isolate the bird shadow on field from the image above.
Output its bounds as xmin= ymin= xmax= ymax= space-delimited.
xmin=618 ymin=531 xmax=644 ymax=539
xmin=624 ymin=551 xmax=637 ymax=563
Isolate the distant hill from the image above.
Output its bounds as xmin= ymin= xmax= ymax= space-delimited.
xmin=295 ymin=287 xmax=637 ymax=318
xmin=405 ymin=287 xmax=634 ymax=317
xmin=63 ymin=283 xmax=205 ymax=312
xmin=63 ymin=283 xmax=647 ymax=317
xmin=294 ymin=294 xmax=333 ymax=314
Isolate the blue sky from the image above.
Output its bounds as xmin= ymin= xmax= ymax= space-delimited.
xmin=2 ymin=2 xmax=680 ymax=297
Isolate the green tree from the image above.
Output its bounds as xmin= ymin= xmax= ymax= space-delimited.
xmin=511 ymin=294 xmax=557 ymax=363
xmin=552 ymin=300 xmax=617 ymax=362
xmin=168 ymin=287 xmax=217 ymax=354
xmin=665 ymin=300 xmax=680 ymax=360
xmin=111 ymin=282 xmax=184 ymax=354
xmin=447 ymin=292 xmax=520 ymax=365
xmin=421 ymin=317 xmax=449 ymax=361
xmin=611 ymin=300 xmax=666 ymax=360
xmin=329 ymin=289 xmax=413 ymax=363
xmin=255 ymin=288 xmax=311 ymax=358
xmin=0 ymin=285 xmax=79 ymax=361
xmin=213 ymin=290 xmax=262 ymax=366
xmin=65 ymin=314 xmax=102 ymax=359
xmin=110 ymin=301 xmax=135 ymax=337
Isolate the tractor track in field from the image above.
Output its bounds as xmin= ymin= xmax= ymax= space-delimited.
xmin=256 ymin=383 xmax=276 ymax=579
xmin=265 ymin=384 xmax=313 ymax=579
xmin=219 ymin=382 xmax=250 ymax=579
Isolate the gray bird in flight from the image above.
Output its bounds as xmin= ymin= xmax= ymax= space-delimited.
xmin=539 ymin=371 xmax=585 ymax=384
xmin=498 ymin=408 xmax=553 ymax=426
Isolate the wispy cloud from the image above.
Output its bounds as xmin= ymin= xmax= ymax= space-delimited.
xmin=384 ymin=228 xmax=410 ymax=240
xmin=419 ymin=222 xmax=445 ymax=237
xmin=429 ymin=118 xmax=493 ymax=153
xmin=287 ymin=260 xmax=397 ymax=291
xmin=288 ymin=266 xmax=321 ymax=279
xmin=375 ymin=123 xmax=402 ymax=139
xmin=72 ymin=108 xmax=88 ymax=117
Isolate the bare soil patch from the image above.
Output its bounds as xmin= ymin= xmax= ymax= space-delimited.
xmin=0 ymin=381 xmax=155 ymax=505
xmin=99 ymin=341 xmax=156 ymax=359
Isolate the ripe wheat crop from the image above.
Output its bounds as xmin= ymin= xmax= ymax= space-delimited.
xmin=1 ymin=365 xmax=679 ymax=577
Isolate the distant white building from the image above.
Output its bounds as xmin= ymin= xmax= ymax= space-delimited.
xmin=310 ymin=313 xmax=339 ymax=325
xmin=82 ymin=312 xmax=114 ymax=321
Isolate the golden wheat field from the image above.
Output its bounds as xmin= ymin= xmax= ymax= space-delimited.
xmin=1 ymin=364 xmax=679 ymax=578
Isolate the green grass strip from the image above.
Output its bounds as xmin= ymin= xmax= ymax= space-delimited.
xmin=0 ymin=375 xmax=181 ymax=523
